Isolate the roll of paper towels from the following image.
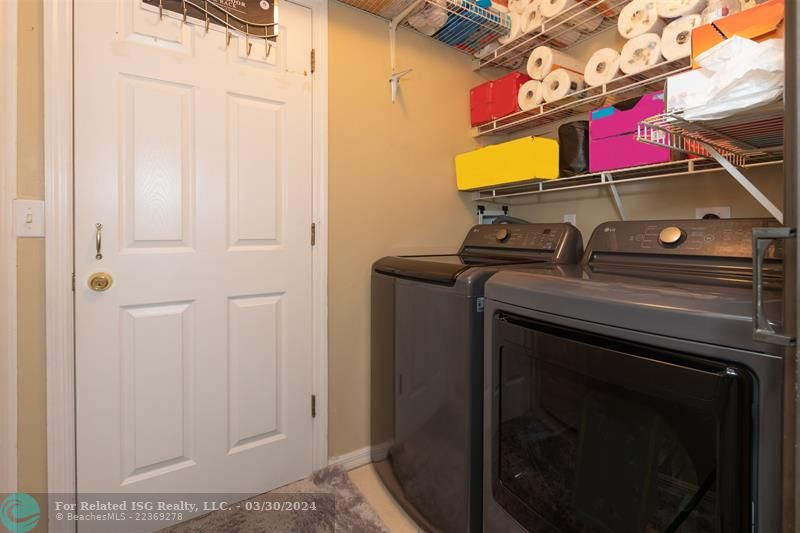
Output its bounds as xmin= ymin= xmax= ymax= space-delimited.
xmin=661 ymin=14 xmax=701 ymax=60
xmin=540 ymin=0 xmax=603 ymax=32
xmin=584 ymin=48 xmax=621 ymax=86
xmin=498 ymin=12 xmax=523 ymax=44
xmin=542 ymin=69 xmax=585 ymax=102
xmin=518 ymin=80 xmax=545 ymax=110
xmin=521 ymin=0 xmax=544 ymax=33
xmin=508 ymin=0 xmax=532 ymax=14
xmin=620 ymin=32 xmax=663 ymax=74
xmin=618 ymin=0 xmax=665 ymax=39
xmin=657 ymin=0 xmax=705 ymax=18
xmin=527 ymin=46 xmax=585 ymax=80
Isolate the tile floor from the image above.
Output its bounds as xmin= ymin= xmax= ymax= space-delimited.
xmin=348 ymin=463 xmax=422 ymax=532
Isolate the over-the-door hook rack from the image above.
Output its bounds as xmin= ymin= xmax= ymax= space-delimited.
xmin=148 ymin=0 xmax=279 ymax=47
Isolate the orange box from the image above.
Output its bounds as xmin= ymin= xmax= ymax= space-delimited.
xmin=691 ymin=0 xmax=785 ymax=68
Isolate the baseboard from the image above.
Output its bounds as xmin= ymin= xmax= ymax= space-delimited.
xmin=328 ymin=441 xmax=392 ymax=471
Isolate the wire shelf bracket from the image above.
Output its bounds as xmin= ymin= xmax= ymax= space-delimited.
xmin=637 ymin=105 xmax=785 ymax=223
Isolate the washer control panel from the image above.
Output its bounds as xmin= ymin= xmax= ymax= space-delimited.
xmin=461 ymin=224 xmax=569 ymax=252
xmin=588 ymin=219 xmax=783 ymax=259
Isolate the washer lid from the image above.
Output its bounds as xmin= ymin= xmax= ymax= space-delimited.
xmin=373 ymin=255 xmax=544 ymax=285
xmin=485 ymin=269 xmax=783 ymax=355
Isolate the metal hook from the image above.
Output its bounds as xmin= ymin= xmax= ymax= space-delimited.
xmin=265 ymin=39 xmax=272 ymax=58
xmin=226 ymin=14 xmax=231 ymax=47
xmin=246 ymin=25 xmax=252 ymax=56
xmin=204 ymin=1 xmax=209 ymax=32
xmin=159 ymin=0 xmax=163 ymax=19
xmin=182 ymin=0 xmax=187 ymax=23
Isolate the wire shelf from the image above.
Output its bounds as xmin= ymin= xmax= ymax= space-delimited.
xmin=475 ymin=0 xmax=628 ymax=70
xmin=338 ymin=0 xmax=511 ymax=56
xmin=473 ymin=57 xmax=690 ymax=137
xmin=636 ymin=102 xmax=785 ymax=166
xmin=472 ymin=157 xmax=784 ymax=201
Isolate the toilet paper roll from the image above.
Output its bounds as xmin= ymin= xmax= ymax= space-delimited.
xmin=508 ymin=0 xmax=532 ymax=14
xmin=521 ymin=0 xmax=544 ymax=33
xmin=540 ymin=0 xmax=603 ymax=33
xmin=498 ymin=12 xmax=523 ymax=44
xmin=527 ymin=46 xmax=585 ymax=80
xmin=620 ymin=32 xmax=663 ymax=74
xmin=618 ymin=0 xmax=665 ymax=39
xmin=656 ymin=0 xmax=706 ymax=18
xmin=660 ymin=14 xmax=701 ymax=60
xmin=542 ymin=68 xmax=586 ymax=102
xmin=584 ymin=47 xmax=621 ymax=86
xmin=518 ymin=80 xmax=545 ymax=110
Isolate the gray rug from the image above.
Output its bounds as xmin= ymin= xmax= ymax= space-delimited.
xmin=161 ymin=465 xmax=389 ymax=533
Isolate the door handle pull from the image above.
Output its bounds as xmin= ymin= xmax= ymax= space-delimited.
xmin=752 ymin=226 xmax=795 ymax=345
xmin=95 ymin=223 xmax=103 ymax=260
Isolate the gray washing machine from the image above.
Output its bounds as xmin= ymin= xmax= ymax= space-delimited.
xmin=371 ymin=223 xmax=584 ymax=533
xmin=483 ymin=218 xmax=785 ymax=533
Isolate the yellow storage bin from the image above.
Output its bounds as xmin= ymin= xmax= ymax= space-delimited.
xmin=455 ymin=136 xmax=559 ymax=191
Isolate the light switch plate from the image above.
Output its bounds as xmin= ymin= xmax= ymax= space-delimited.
xmin=14 ymin=199 xmax=45 ymax=237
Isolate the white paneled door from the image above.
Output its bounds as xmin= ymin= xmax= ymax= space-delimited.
xmin=74 ymin=0 xmax=315 ymax=501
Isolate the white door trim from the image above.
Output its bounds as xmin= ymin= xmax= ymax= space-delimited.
xmin=44 ymin=0 xmax=329 ymax=513
xmin=0 ymin=0 xmax=18 ymax=496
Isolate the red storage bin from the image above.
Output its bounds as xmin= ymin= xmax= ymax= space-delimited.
xmin=469 ymin=72 xmax=531 ymax=126
xmin=470 ymin=81 xmax=493 ymax=127
xmin=491 ymin=72 xmax=531 ymax=120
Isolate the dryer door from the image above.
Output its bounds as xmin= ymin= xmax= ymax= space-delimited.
xmin=489 ymin=313 xmax=754 ymax=533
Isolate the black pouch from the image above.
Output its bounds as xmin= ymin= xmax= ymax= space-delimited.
xmin=558 ymin=121 xmax=589 ymax=178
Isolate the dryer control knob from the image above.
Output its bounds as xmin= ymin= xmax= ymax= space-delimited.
xmin=659 ymin=226 xmax=686 ymax=248
xmin=495 ymin=228 xmax=510 ymax=242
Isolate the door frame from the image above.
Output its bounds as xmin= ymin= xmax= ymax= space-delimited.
xmin=0 ymin=0 xmax=18 ymax=496
xmin=44 ymin=0 xmax=329 ymax=514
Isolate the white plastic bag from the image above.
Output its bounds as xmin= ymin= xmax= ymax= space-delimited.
xmin=680 ymin=36 xmax=784 ymax=121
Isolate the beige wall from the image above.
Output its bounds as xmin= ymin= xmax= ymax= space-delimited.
xmin=327 ymin=2 xmax=485 ymax=457
xmin=16 ymin=0 xmax=47 ymax=494
xmin=12 ymin=0 xmax=786 ymax=477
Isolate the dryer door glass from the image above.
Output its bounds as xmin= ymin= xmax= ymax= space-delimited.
xmin=490 ymin=314 xmax=753 ymax=533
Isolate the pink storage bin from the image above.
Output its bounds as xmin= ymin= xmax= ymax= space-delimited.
xmin=589 ymin=91 xmax=670 ymax=173
xmin=589 ymin=135 xmax=672 ymax=173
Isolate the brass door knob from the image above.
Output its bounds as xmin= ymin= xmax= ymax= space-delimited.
xmin=88 ymin=272 xmax=113 ymax=292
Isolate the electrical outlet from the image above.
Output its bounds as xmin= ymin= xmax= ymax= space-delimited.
xmin=563 ymin=213 xmax=577 ymax=226
xmin=695 ymin=206 xmax=731 ymax=220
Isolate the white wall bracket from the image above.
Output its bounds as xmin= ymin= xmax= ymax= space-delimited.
xmin=388 ymin=0 xmax=424 ymax=102
xmin=702 ymin=142 xmax=784 ymax=223
xmin=389 ymin=68 xmax=412 ymax=102
xmin=604 ymin=173 xmax=626 ymax=221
